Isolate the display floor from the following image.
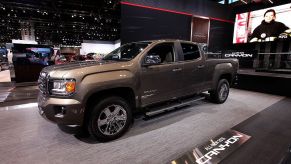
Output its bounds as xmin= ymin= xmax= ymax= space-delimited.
xmin=0 ymin=89 xmax=289 ymax=164
xmin=223 ymin=97 xmax=291 ymax=164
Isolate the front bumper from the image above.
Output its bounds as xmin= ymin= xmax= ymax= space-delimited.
xmin=38 ymin=93 xmax=85 ymax=126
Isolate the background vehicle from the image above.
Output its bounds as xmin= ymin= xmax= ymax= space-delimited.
xmin=0 ymin=60 xmax=9 ymax=72
xmin=70 ymin=54 xmax=98 ymax=62
xmin=54 ymin=55 xmax=68 ymax=65
xmin=86 ymin=53 xmax=104 ymax=61
xmin=0 ymin=48 xmax=9 ymax=71
xmin=38 ymin=40 xmax=239 ymax=141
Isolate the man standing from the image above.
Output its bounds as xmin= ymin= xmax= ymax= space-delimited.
xmin=249 ymin=9 xmax=289 ymax=42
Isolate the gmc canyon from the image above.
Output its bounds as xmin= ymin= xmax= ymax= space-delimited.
xmin=38 ymin=40 xmax=238 ymax=141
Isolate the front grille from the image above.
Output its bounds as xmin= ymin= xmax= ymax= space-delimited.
xmin=38 ymin=72 xmax=48 ymax=94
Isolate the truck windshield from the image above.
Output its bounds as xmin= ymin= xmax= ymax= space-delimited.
xmin=103 ymin=42 xmax=151 ymax=61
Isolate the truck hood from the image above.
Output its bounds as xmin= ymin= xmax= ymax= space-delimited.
xmin=43 ymin=60 xmax=113 ymax=71
xmin=42 ymin=60 xmax=133 ymax=78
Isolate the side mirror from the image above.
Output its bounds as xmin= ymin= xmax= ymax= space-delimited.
xmin=143 ymin=55 xmax=161 ymax=66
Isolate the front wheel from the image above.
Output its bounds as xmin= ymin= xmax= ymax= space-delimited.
xmin=88 ymin=96 xmax=132 ymax=142
xmin=209 ymin=79 xmax=230 ymax=104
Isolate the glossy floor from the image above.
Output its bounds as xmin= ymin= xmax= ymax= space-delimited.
xmin=0 ymin=85 xmax=38 ymax=103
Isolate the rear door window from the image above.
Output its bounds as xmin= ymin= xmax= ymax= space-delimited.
xmin=181 ymin=43 xmax=200 ymax=61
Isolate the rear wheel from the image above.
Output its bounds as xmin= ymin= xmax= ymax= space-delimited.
xmin=210 ymin=79 xmax=230 ymax=104
xmin=88 ymin=96 xmax=132 ymax=142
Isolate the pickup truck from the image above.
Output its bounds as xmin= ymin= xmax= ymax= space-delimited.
xmin=38 ymin=40 xmax=238 ymax=141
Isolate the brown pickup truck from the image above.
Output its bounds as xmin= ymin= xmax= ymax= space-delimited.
xmin=38 ymin=40 xmax=238 ymax=141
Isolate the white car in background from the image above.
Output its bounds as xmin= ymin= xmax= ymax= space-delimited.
xmin=0 ymin=56 xmax=9 ymax=72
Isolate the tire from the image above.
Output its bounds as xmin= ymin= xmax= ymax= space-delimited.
xmin=210 ymin=79 xmax=230 ymax=104
xmin=88 ymin=96 xmax=132 ymax=142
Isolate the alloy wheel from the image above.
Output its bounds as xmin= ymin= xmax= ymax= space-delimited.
xmin=97 ymin=104 xmax=127 ymax=136
xmin=219 ymin=83 xmax=229 ymax=101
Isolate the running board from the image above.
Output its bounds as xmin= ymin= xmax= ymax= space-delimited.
xmin=144 ymin=95 xmax=205 ymax=117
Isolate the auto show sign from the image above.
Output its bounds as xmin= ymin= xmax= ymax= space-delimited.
xmin=171 ymin=130 xmax=251 ymax=164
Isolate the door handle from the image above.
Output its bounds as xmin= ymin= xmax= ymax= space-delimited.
xmin=172 ymin=68 xmax=182 ymax=72
xmin=197 ymin=65 xmax=205 ymax=69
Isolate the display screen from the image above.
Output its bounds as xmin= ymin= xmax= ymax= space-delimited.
xmin=12 ymin=44 xmax=53 ymax=66
xmin=233 ymin=3 xmax=291 ymax=44
xmin=25 ymin=47 xmax=52 ymax=66
xmin=12 ymin=44 xmax=54 ymax=83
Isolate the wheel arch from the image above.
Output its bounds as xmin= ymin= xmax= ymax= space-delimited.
xmin=219 ymin=73 xmax=232 ymax=85
xmin=83 ymin=87 xmax=136 ymax=125
xmin=212 ymin=63 xmax=235 ymax=90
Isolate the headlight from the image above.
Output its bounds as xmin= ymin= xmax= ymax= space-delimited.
xmin=49 ymin=79 xmax=76 ymax=96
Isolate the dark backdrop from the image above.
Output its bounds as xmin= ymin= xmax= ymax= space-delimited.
xmin=123 ymin=0 xmax=232 ymax=20
xmin=121 ymin=0 xmax=234 ymax=50
xmin=121 ymin=4 xmax=192 ymax=44
xmin=209 ymin=20 xmax=234 ymax=52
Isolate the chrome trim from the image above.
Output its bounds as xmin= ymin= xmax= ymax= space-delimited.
xmin=38 ymin=71 xmax=48 ymax=95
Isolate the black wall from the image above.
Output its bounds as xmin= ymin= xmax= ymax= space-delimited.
xmin=123 ymin=0 xmax=232 ymax=20
xmin=209 ymin=20 xmax=234 ymax=52
xmin=121 ymin=4 xmax=192 ymax=44
xmin=121 ymin=0 xmax=233 ymax=48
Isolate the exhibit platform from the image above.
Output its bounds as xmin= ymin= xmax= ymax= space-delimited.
xmin=236 ymin=69 xmax=291 ymax=97
xmin=0 ymin=89 xmax=290 ymax=164
xmin=256 ymin=69 xmax=291 ymax=74
xmin=238 ymin=69 xmax=291 ymax=78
